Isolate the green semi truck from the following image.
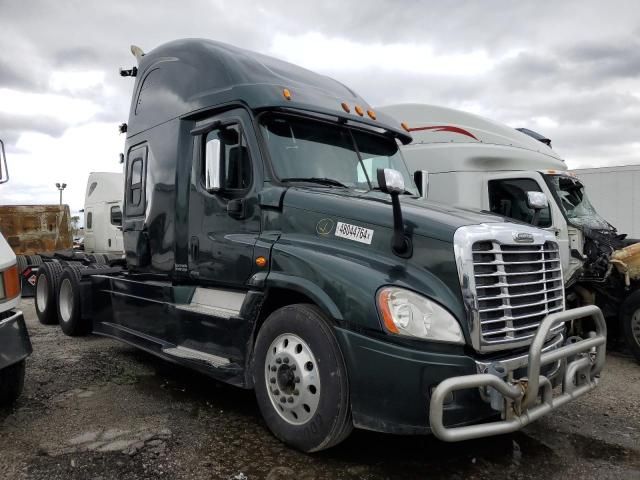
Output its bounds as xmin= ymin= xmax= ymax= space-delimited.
xmin=35 ymin=39 xmax=606 ymax=452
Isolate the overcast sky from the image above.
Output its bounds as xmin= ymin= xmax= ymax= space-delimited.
xmin=1 ymin=0 xmax=640 ymax=213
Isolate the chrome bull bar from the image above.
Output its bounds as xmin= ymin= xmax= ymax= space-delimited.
xmin=429 ymin=305 xmax=607 ymax=442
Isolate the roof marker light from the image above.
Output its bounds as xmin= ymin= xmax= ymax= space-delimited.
xmin=401 ymin=122 xmax=411 ymax=132
xmin=367 ymin=109 xmax=376 ymax=120
xmin=341 ymin=102 xmax=350 ymax=113
xmin=354 ymin=105 xmax=364 ymax=116
xmin=283 ymin=88 xmax=292 ymax=100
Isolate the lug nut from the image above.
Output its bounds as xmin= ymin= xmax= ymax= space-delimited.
xmin=270 ymin=378 xmax=276 ymax=384
xmin=290 ymin=365 xmax=296 ymax=371
xmin=294 ymin=376 xmax=300 ymax=383
xmin=273 ymin=389 xmax=279 ymax=395
xmin=287 ymin=397 xmax=294 ymax=403
xmin=276 ymin=358 xmax=282 ymax=364
xmin=271 ymin=366 xmax=277 ymax=372
xmin=280 ymin=396 xmax=286 ymax=403
xmin=293 ymin=389 xmax=299 ymax=396
xmin=283 ymin=357 xmax=289 ymax=364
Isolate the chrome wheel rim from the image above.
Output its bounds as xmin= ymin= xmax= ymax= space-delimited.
xmin=631 ymin=309 xmax=640 ymax=348
xmin=265 ymin=333 xmax=320 ymax=425
xmin=36 ymin=274 xmax=48 ymax=312
xmin=59 ymin=278 xmax=73 ymax=323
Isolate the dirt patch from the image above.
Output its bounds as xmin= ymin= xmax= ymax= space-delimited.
xmin=1 ymin=299 xmax=639 ymax=479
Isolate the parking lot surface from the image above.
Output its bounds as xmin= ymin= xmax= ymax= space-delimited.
xmin=1 ymin=299 xmax=639 ymax=480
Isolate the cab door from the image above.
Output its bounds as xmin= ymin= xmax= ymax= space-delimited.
xmin=188 ymin=108 xmax=262 ymax=287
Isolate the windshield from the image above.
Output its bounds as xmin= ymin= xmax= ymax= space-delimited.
xmin=259 ymin=113 xmax=417 ymax=194
xmin=545 ymin=174 xmax=612 ymax=230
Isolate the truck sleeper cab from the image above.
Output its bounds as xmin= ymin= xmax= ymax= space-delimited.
xmin=42 ymin=41 xmax=605 ymax=452
xmin=83 ymin=172 xmax=124 ymax=255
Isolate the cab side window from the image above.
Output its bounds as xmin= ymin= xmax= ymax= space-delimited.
xmin=488 ymin=178 xmax=551 ymax=227
xmin=126 ymin=145 xmax=148 ymax=216
xmin=203 ymin=124 xmax=251 ymax=191
xmin=86 ymin=212 xmax=93 ymax=230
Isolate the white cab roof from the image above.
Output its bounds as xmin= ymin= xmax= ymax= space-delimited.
xmin=85 ymin=172 xmax=124 ymax=205
xmin=378 ymin=103 xmax=567 ymax=173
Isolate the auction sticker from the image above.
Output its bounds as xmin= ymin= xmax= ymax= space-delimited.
xmin=335 ymin=222 xmax=374 ymax=244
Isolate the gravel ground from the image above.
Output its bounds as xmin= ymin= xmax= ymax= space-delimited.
xmin=1 ymin=299 xmax=639 ymax=480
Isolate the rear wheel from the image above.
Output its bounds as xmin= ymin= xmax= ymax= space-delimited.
xmin=253 ymin=304 xmax=352 ymax=452
xmin=621 ymin=290 xmax=640 ymax=364
xmin=0 ymin=360 xmax=25 ymax=405
xmin=57 ymin=266 xmax=90 ymax=336
xmin=35 ymin=262 xmax=64 ymax=325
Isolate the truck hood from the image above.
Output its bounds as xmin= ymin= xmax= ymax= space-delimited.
xmin=282 ymin=187 xmax=506 ymax=242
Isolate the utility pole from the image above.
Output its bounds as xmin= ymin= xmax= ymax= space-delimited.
xmin=55 ymin=182 xmax=67 ymax=205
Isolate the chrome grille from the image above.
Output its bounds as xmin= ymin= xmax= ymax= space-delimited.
xmin=472 ymin=240 xmax=564 ymax=345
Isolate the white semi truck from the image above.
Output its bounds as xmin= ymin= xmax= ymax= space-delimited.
xmin=83 ymin=172 xmax=124 ymax=255
xmin=0 ymin=139 xmax=32 ymax=404
xmin=379 ymin=104 xmax=640 ymax=362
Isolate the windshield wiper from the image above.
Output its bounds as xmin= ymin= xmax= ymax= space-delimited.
xmin=281 ymin=177 xmax=349 ymax=188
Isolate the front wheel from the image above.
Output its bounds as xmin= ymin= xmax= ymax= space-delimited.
xmin=621 ymin=290 xmax=640 ymax=364
xmin=253 ymin=304 xmax=352 ymax=452
xmin=0 ymin=360 xmax=25 ymax=405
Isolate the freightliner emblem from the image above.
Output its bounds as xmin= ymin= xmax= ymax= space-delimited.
xmin=316 ymin=218 xmax=335 ymax=235
xmin=513 ymin=232 xmax=534 ymax=243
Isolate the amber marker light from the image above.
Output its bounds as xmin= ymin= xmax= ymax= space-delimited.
xmin=255 ymin=256 xmax=267 ymax=268
xmin=341 ymin=102 xmax=350 ymax=113
xmin=367 ymin=109 xmax=376 ymax=120
xmin=401 ymin=122 xmax=411 ymax=132
xmin=354 ymin=105 xmax=364 ymax=116
xmin=2 ymin=265 xmax=20 ymax=300
xmin=283 ymin=88 xmax=292 ymax=100
xmin=377 ymin=288 xmax=399 ymax=334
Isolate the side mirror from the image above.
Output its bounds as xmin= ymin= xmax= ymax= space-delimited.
xmin=0 ymin=139 xmax=8 ymax=184
xmin=413 ymin=170 xmax=428 ymax=199
xmin=526 ymin=191 xmax=548 ymax=210
xmin=526 ymin=191 xmax=548 ymax=226
xmin=376 ymin=168 xmax=405 ymax=194
xmin=205 ymin=138 xmax=222 ymax=191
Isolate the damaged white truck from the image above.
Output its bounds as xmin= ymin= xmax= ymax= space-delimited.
xmin=380 ymin=104 xmax=640 ymax=362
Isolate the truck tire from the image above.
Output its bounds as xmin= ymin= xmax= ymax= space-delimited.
xmin=16 ymin=255 xmax=27 ymax=274
xmin=35 ymin=261 xmax=64 ymax=325
xmin=27 ymin=255 xmax=43 ymax=266
xmin=253 ymin=304 xmax=352 ymax=452
xmin=57 ymin=266 xmax=90 ymax=336
xmin=621 ymin=290 xmax=640 ymax=364
xmin=0 ymin=360 xmax=25 ymax=405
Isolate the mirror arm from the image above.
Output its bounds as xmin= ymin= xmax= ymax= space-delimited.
xmin=531 ymin=208 xmax=541 ymax=226
xmin=390 ymin=192 xmax=412 ymax=257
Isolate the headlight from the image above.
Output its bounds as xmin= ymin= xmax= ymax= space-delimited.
xmin=377 ymin=287 xmax=464 ymax=344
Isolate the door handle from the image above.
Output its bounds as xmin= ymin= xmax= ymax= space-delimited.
xmin=190 ymin=236 xmax=199 ymax=261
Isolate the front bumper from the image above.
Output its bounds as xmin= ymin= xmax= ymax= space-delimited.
xmin=0 ymin=309 xmax=33 ymax=370
xmin=429 ymin=305 xmax=606 ymax=441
